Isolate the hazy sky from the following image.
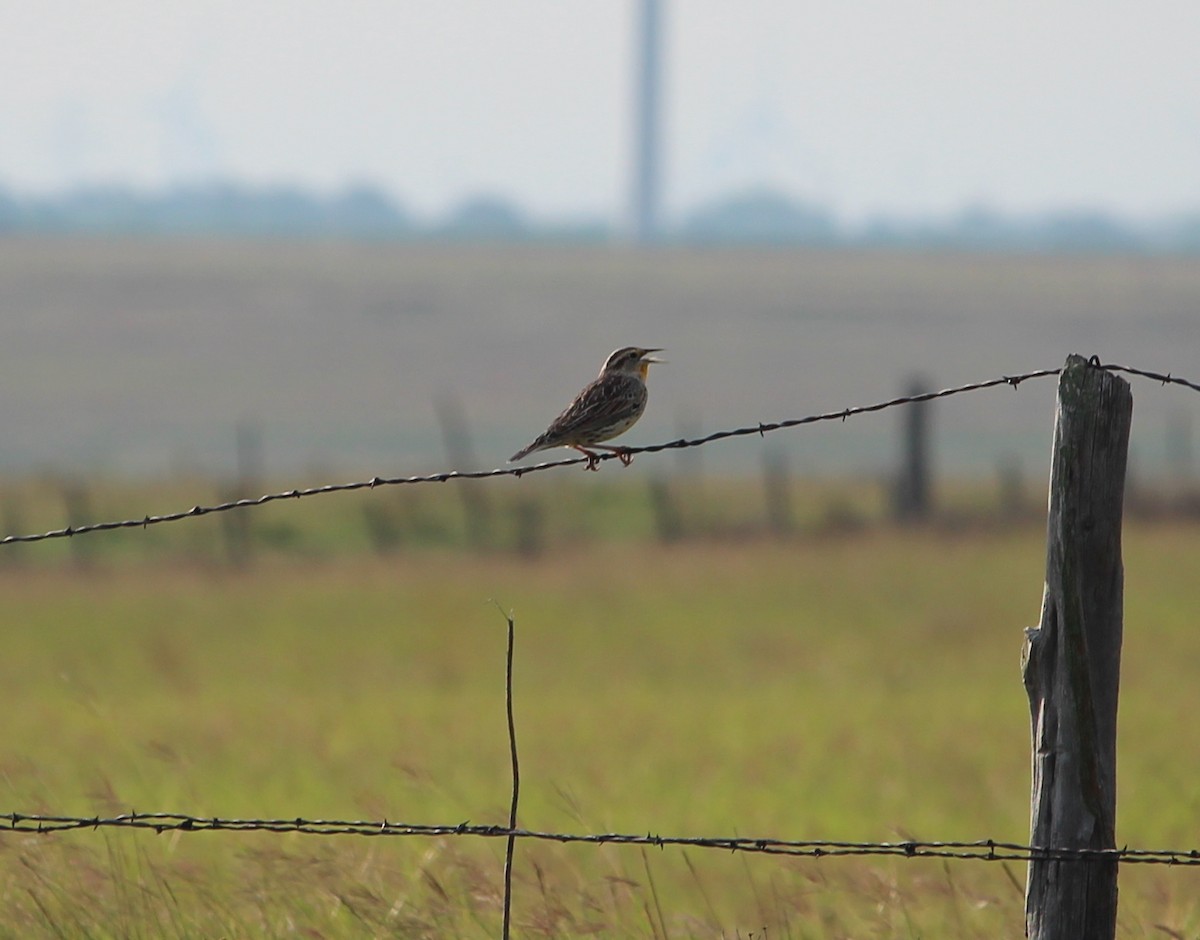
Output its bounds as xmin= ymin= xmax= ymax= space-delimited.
xmin=2 ymin=1 xmax=1197 ymax=222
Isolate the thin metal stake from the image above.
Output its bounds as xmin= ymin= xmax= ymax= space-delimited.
xmin=498 ymin=605 xmax=520 ymax=940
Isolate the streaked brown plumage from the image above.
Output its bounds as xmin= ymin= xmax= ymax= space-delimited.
xmin=510 ymin=346 xmax=663 ymax=470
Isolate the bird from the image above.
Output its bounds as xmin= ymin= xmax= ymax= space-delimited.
xmin=510 ymin=346 xmax=664 ymax=471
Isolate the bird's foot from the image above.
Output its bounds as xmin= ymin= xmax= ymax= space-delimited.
xmin=573 ymin=447 xmax=602 ymax=471
xmin=593 ymin=445 xmax=635 ymax=467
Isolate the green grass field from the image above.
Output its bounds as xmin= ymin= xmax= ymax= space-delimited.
xmin=2 ymin=503 xmax=1198 ymax=937
xmin=4 ymin=239 xmax=1198 ymax=937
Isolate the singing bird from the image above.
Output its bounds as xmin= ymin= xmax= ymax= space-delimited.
xmin=510 ymin=346 xmax=664 ymax=470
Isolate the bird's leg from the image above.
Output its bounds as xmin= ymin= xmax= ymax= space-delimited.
xmin=594 ymin=445 xmax=635 ymax=466
xmin=571 ymin=445 xmax=602 ymax=471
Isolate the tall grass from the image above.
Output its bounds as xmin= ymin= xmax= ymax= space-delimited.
xmin=1 ymin=520 xmax=1198 ymax=936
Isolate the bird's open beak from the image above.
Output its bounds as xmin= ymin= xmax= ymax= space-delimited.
xmin=640 ymin=348 xmax=665 ymax=364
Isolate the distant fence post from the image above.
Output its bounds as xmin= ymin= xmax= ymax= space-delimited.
xmin=648 ymin=476 xmax=684 ymax=543
xmin=1022 ymin=355 xmax=1131 ymax=939
xmin=762 ymin=447 xmax=796 ymax=536
xmin=60 ymin=479 xmax=95 ymax=569
xmin=892 ymin=376 xmax=932 ymax=521
xmin=434 ymin=394 xmax=494 ymax=551
xmin=220 ymin=421 xmax=262 ymax=568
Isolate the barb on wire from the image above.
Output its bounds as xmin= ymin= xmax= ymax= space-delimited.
xmin=0 ymin=360 xmax=1195 ymax=548
xmin=0 ymin=365 xmax=1064 ymax=546
xmin=5 ymin=813 xmax=1199 ymax=866
xmin=1103 ymin=363 xmax=1200 ymax=394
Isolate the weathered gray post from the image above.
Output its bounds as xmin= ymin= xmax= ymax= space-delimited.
xmin=893 ymin=376 xmax=932 ymax=521
xmin=1022 ymin=354 xmax=1132 ymax=939
xmin=220 ymin=421 xmax=262 ymax=568
xmin=762 ymin=447 xmax=796 ymax=536
xmin=434 ymin=394 xmax=494 ymax=551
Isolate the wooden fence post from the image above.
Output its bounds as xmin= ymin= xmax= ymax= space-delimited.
xmin=892 ymin=376 xmax=932 ymax=521
xmin=434 ymin=394 xmax=494 ymax=551
xmin=1022 ymin=354 xmax=1132 ymax=939
xmin=762 ymin=447 xmax=796 ymax=536
xmin=220 ymin=421 xmax=262 ymax=568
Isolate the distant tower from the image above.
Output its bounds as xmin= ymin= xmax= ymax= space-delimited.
xmin=630 ymin=0 xmax=663 ymax=243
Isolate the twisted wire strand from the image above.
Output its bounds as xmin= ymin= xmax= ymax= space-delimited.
xmin=1 ymin=361 xmax=1194 ymax=548
xmin=5 ymin=813 xmax=1198 ymax=865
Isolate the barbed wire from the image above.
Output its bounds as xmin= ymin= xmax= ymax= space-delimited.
xmin=5 ymin=812 xmax=1197 ymax=866
xmin=5 ymin=358 xmax=1193 ymax=933
xmin=0 ymin=360 xmax=1195 ymax=548
xmin=1105 ymin=362 xmax=1200 ymax=394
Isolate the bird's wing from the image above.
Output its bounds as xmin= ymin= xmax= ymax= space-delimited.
xmin=545 ymin=375 xmax=639 ymax=439
xmin=511 ymin=374 xmax=645 ymax=461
